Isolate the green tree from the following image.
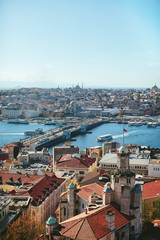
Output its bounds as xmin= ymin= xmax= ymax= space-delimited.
xmin=142 ymin=201 xmax=152 ymax=222
xmin=152 ymin=200 xmax=160 ymax=219
xmin=3 ymin=215 xmax=45 ymax=240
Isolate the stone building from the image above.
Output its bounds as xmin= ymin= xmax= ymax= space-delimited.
xmin=58 ymin=146 xmax=142 ymax=240
xmin=17 ymin=148 xmax=51 ymax=165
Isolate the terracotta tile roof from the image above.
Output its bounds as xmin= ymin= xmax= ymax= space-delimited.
xmin=56 ymin=156 xmax=96 ymax=169
xmin=60 ymin=203 xmax=134 ymax=240
xmin=80 ymin=172 xmax=107 ymax=186
xmin=142 ymin=180 xmax=160 ymax=200
xmin=76 ymin=183 xmax=103 ymax=201
xmin=0 ymin=173 xmax=44 ymax=187
xmin=28 ymin=175 xmax=65 ymax=206
xmin=58 ymin=154 xmax=72 ymax=162
xmin=152 ymin=220 xmax=160 ymax=228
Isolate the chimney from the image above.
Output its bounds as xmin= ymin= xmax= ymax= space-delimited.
xmin=105 ymin=211 xmax=115 ymax=231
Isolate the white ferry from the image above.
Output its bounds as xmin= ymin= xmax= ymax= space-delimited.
xmin=24 ymin=128 xmax=43 ymax=136
xmin=97 ymin=134 xmax=112 ymax=142
xmin=44 ymin=121 xmax=56 ymax=125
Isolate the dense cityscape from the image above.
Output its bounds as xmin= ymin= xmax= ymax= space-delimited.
xmin=0 ymin=85 xmax=160 ymax=240
xmin=0 ymin=84 xmax=159 ymax=119
xmin=1 ymin=0 xmax=160 ymax=239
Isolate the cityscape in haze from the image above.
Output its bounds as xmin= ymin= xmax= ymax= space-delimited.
xmin=0 ymin=1 xmax=160 ymax=240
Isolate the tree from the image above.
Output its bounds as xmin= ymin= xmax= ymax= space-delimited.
xmin=152 ymin=200 xmax=160 ymax=219
xmin=59 ymin=112 xmax=64 ymax=118
xmin=3 ymin=216 xmax=45 ymax=240
xmin=142 ymin=201 xmax=152 ymax=222
xmin=51 ymin=112 xmax=56 ymax=117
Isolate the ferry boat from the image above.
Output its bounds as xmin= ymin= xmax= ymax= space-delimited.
xmin=97 ymin=134 xmax=112 ymax=142
xmin=128 ymin=121 xmax=136 ymax=127
xmin=8 ymin=120 xmax=29 ymax=124
xmin=24 ymin=128 xmax=43 ymax=136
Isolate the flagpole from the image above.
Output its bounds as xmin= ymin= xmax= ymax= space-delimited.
xmin=123 ymin=128 xmax=124 ymax=145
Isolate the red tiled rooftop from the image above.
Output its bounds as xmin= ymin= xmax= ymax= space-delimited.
xmin=60 ymin=202 xmax=134 ymax=240
xmin=28 ymin=175 xmax=65 ymax=206
xmin=56 ymin=156 xmax=96 ymax=169
xmin=152 ymin=220 xmax=160 ymax=228
xmin=0 ymin=173 xmax=44 ymax=187
xmin=76 ymin=183 xmax=103 ymax=201
xmin=58 ymin=154 xmax=72 ymax=163
xmin=142 ymin=180 xmax=160 ymax=200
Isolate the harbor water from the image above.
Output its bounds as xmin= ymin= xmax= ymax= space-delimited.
xmin=0 ymin=121 xmax=160 ymax=154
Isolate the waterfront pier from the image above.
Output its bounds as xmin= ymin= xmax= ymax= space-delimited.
xmin=19 ymin=119 xmax=104 ymax=150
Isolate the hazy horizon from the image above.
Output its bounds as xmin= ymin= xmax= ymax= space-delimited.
xmin=1 ymin=0 xmax=160 ymax=89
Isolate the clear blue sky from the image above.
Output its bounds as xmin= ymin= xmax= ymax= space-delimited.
xmin=0 ymin=0 xmax=160 ymax=89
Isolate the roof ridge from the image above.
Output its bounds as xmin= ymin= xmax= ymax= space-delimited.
xmin=79 ymin=182 xmax=103 ymax=190
xmin=86 ymin=205 xmax=110 ymax=219
xmin=74 ymin=218 xmax=86 ymax=239
xmin=85 ymin=218 xmax=97 ymax=239
xmin=62 ymin=218 xmax=84 ymax=234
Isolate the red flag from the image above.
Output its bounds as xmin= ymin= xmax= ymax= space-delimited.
xmin=123 ymin=128 xmax=127 ymax=132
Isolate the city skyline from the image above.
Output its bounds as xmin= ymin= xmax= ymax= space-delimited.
xmin=0 ymin=0 xmax=160 ymax=89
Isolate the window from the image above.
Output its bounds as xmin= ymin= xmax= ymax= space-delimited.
xmin=79 ymin=171 xmax=84 ymax=175
xmin=64 ymin=207 xmax=66 ymax=216
xmin=121 ymin=231 xmax=125 ymax=239
xmin=131 ymin=226 xmax=135 ymax=232
xmin=127 ymin=178 xmax=131 ymax=184
xmin=82 ymin=203 xmax=84 ymax=209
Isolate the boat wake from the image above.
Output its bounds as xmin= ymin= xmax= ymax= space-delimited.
xmin=0 ymin=133 xmax=24 ymax=135
xmin=112 ymin=130 xmax=147 ymax=139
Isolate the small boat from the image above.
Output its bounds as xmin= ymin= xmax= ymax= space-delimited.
xmin=24 ymin=128 xmax=43 ymax=136
xmin=147 ymin=122 xmax=157 ymax=128
xmin=97 ymin=134 xmax=112 ymax=142
xmin=128 ymin=121 xmax=136 ymax=127
xmin=8 ymin=120 xmax=29 ymax=124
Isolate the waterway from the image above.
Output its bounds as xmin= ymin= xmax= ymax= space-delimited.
xmin=0 ymin=121 xmax=160 ymax=154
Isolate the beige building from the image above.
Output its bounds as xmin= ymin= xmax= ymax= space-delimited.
xmin=55 ymin=154 xmax=97 ymax=181
xmin=53 ymin=145 xmax=79 ymax=172
xmin=27 ymin=175 xmax=66 ymax=225
xmin=17 ymin=148 xmax=51 ymax=165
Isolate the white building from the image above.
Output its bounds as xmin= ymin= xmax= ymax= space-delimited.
xmin=148 ymin=160 xmax=160 ymax=177
xmin=2 ymin=107 xmax=22 ymax=119
xmin=24 ymin=109 xmax=40 ymax=118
